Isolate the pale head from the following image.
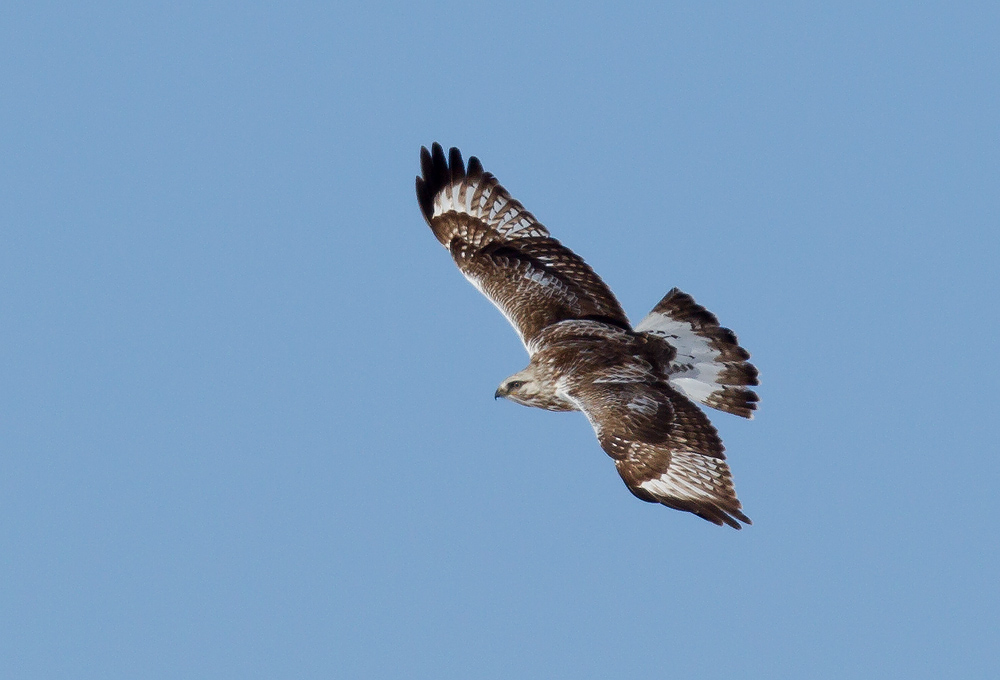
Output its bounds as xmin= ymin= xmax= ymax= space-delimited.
xmin=494 ymin=366 xmax=542 ymax=405
xmin=494 ymin=364 xmax=574 ymax=411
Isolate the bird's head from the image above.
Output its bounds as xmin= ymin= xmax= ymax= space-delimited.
xmin=494 ymin=367 xmax=543 ymax=407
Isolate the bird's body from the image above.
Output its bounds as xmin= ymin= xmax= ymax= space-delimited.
xmin=497 ymin=319 xmax=673 ymax=411
xmin=416 ymin=144 xmax=759 ymax=528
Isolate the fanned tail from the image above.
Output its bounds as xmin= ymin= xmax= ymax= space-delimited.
xmin=635 ymin=288 xmax=759 ymax=419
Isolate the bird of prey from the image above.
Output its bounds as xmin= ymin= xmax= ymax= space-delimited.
xmin=416 ymin=144 xmax=759 ymax=529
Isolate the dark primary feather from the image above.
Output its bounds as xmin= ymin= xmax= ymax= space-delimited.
xmin=416 ymin=143 xmax=454 ymax=222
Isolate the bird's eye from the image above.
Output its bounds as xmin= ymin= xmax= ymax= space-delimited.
xmin=507 ymin=380 xmax=525 ymax=391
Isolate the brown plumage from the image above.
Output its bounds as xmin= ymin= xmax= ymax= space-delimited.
xmin=417 ymin=143 xmax=759 ymax=529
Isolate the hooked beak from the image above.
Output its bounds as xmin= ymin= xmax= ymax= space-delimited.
xmin=494 ymin=387 xmax=505 ymax=400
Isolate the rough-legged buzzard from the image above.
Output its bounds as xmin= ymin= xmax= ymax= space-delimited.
xmin=416 ymin=144 xmax=759 ymax=529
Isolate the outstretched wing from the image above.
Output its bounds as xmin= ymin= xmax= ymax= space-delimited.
xmin=635 ymin=288 xmax=759 ymax=419
xmin=565 ymin=378 xmax=751 ymax=529
xmin=416 ymin=143 xmax=630 ymax=353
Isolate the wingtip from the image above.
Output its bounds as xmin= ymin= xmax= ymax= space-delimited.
xmin=702 ymin=507 xmax=750 ymax=530
xmin=448 ymin=146 xmax=465 ymax=180
xmin=419 ymin=144 xmax=434 ymax=178
xmin=417 ymin=142 xmax=469 ymax=223
xmin=730 ymin=511 xmax=752 ymax=530
xmin=706 ymin=506 xmax=751 ymax=530
xmin=467 ymin=155 xmax=483 ymax=178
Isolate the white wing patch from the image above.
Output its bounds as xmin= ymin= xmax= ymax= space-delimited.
xmin=432 ymin=179 xmax=477 ymax=218
xmin=637 ymin=450 xmax=731 ymax=503
xmin=432 ymin=173 xmax=548 ymax=240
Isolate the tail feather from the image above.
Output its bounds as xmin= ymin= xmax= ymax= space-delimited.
xmin=635 ymin=288 xmax=759 ymax=419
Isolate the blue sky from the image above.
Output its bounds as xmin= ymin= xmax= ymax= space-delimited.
xmin=2 ymin=2 xmax=998 ymax=678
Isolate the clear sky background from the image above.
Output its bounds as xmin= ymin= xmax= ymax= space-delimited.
xmin=2 ymin=2 xmax=998 ymax=678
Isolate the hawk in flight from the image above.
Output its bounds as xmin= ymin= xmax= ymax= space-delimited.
xmin=416 ymin=144 xmax=759 ymax=528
